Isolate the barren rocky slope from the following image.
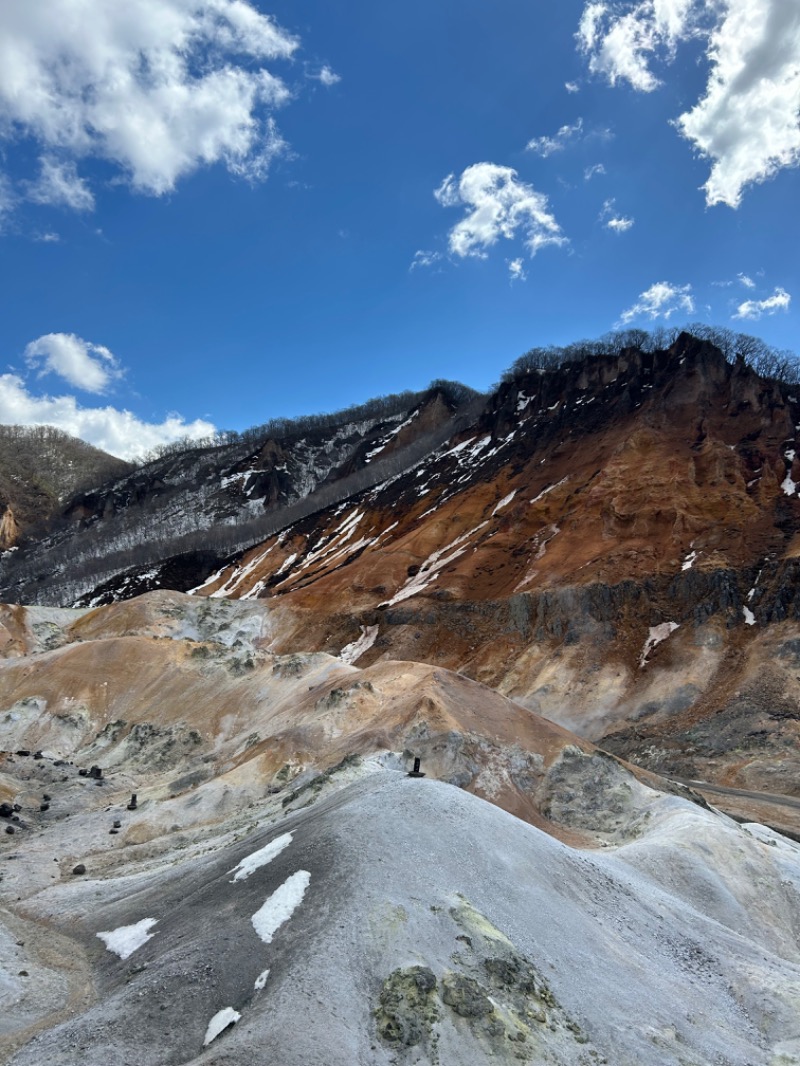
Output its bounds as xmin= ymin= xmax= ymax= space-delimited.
xmin=0 ymin=385 xmax=477 ymax=607
xmin=168 ymin=334 xmax=800 ymax=796
xmin=1 ymin=593 xmax=799 ymax=1065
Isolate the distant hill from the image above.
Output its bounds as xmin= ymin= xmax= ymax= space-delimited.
xmin=0 ymin=425 xmax=132 ymax=547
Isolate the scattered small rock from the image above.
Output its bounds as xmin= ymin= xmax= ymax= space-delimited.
xmin=72 ymin=864 xmax=86 ymax=876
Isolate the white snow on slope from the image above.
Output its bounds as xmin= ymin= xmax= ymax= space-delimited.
xmin=251 ymin=870 xmax=311 ymax=944
xmin=640 ymin=622 xmax=679 ymax=668
xmin=743 ymin=607 xmax=756 ymax=626
xmin=493 ymin=490 xmax=517 ymax=515
xmin=229 ymin=834 xmax=293 ymax=883
xmin=254 ymin=968 xmax=270 ymax=991
xmin=531 ymin=476 xmax=568 ymax=504
xmin=382 ymin=522 xmax=489 ymax=606
xmin=782 ymin=472 xmax=797 ymax=496
xmin=203 ymin=1007 xmax=241 ymax=1046
xmin=682 ymin=550 xmax=698 ymax=571
xmin=339 ymin=625 xmax=379 ymax=665
xmin=96 ymin=918 xmax=158 ymax=960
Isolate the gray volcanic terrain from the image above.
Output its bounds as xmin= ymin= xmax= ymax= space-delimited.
xmin=0 ymin=595 xmax=798 ymax=1065
xmin=4 ymin=771 xmax=800 ymax=1066
xmin=2 ymin=334 xmax=800 ymax=1064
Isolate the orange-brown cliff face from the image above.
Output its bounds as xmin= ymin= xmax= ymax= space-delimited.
xmin=183 ymin=335 xmax=800 ymax=793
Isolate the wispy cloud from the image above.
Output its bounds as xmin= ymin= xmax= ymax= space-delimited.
xmin=737 ymin=272 xmax=756 ymax=289
xmin=434 ymin=163 xmax=567 ymax=259
xmin=26 ymin=158 xmax=95 ymax=211
xmin=507 ymin=258 xmax=527 ymax=282
xmin=313 ymin=66 xmax=341 ymax=87
xmin=584 ymin=163 xmax=606 ymax=181
xmin=565 ymin=81 xmax=580 ymax=93
xmin=577 ymin=0 xmax=800 ymax=207
xmin=410 ymin=249 xmax=443 ymax=271
xmin=733 ymin=286 xmax=791 ymax=320
xmin=599 ymin=197 xmax=634 ymax=232
xmin=618 ymin=281 xmax=694 ymax=324
xmin=526 ymin=118 xmax=584 ymax=157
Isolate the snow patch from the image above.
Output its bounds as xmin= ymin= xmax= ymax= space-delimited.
xmin=97 ymin=918 xmax=158 ymax=960
xmin=639 ymin=622 xmax=679 ymax=668
xmin=339 ymin=625 xmax=379 ymax=665
xmin=781 ymin=473 xmax=797 ymax=497
xmin=254 ymin=968 xmax=270 ymax=991
xmin=382 ymin=522 xmax=489 ymax=606
xmin=229 ymin=833 xmax=293 ymax=883
xmin=743 ymin=607 xmax=756 ymax=626
xmin=531 ymin=477 xmax=568 ymax=505
xmin=681 ymin=551 xmax=698 ymax=571
xmin=203 ymin=1007 xmax=241 ymax=1046
xmin=251 ymin=870 xmax=311 ymax=944
xmin=493 ymin=490 xmax=517 ymax=516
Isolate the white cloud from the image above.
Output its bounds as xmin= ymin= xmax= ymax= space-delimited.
xmin=577 ymin=0 xmax=698 ymax=91
xmin=0 ymin=0 xmax=297 ymax=204
xmin=316 ymin=66 xmax=341 ymax=87
xmin=600 ymin=197 xmax=634 ymax=231
xmin=508 ymin=258 xmax=527 ymax=282
xmin=410 ymin=249 xmax=442 ymax=271
xmin=26 ymin=158 xmax=94 ymax=211
xmin=526 ymin=118 xmax=584 ymax=157
xmin=606 ymin=215 xmax=635 ymax=232
xmin=34 ymin=231 xmax=61 ymax=243
xmin=733 ymin=286 xmax=791 ymax=320
xmin=434 ymin=164 xmax=566 ymax=259
xmin=737 ymin=272 xmax=756 ymax=289
xmin=24 ymin=333 xmax=121 ymax=394
xmin=0 ymin=173 xmax=15 ymax=229
xmin=565 ymin=81 xmax=580 ymax=93
xmin=584 ymin=163 xmax=606 ymax=180
xmin=618 ymin=281 xmax=694 ymax=323
xmin=676 ymin=0 xmax=800 ymax=207
xmin=577 ymin=0 xmax=800 ymax=207
xmin=0 ymin=374 xmax=216 ymax=460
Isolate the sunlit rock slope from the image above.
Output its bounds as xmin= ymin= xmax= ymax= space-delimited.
xmin=164 ymin=334 xmax=800 ymax=796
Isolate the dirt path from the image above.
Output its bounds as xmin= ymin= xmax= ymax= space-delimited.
xmin=672 ymin=778 xmax=800 ymax=811
xmin=0 ymin=909 xmax=95 ymax=1066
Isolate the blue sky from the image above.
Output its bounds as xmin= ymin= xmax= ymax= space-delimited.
xmin=0 ymin=0 xmax=797 ymax=457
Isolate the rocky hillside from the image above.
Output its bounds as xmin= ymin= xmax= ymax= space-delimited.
xmin=4 ymin=331 xmax=800 ymax=801
xmin=0 ymin=383 xmax=480 ymax=605
xmin=0 ymin=426 xmax=131 ymax=548
xmin=1 ymin=592 xmax=799 ymax=1066
xmin=166 ymin=332 xmax=800 ymax=796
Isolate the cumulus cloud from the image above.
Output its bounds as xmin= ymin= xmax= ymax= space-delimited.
xmin=577 ymin=0 xmax=800 ymax=206
xmin=0 ymin=374 xmax=215 ymax=460
xmin=526 ymin=118 xmax=584 ymax=157
xmin=618 ymin=281 xmax=695 ymax=323
xmin=733 ymin=286 xmax=791 ymax=320
xmin=0 ymin=0 xmax=297 ymax=205
xmin=24 ymin=333 xmax=121 ymax=394
xmin=434 ymin=164 xmax=566 ymax=259
xmin=600 ymin=197 xmax=635 ymax=231
xmin=676 ymin=0 xmax=800 ymax=207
